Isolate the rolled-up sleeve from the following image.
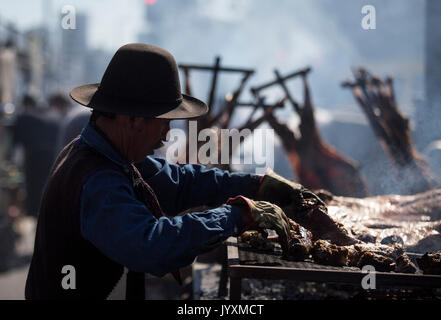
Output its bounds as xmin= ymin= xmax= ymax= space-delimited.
xmin=80 ymin=168 xmax=245 ymax=276
xmin=137 ymin=157 xmax=261 ymax=216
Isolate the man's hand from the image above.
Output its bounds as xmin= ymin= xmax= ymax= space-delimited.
xmin=227 ymin=195 xmax=291 ymax=254
xmin=255 ymin=168 xmax=326 ymax=210
xmin=254 ymin=169 xmax=358 ymax=246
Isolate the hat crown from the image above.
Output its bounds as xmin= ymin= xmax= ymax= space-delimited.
xmin=99 ymin=43 xmax=182 ymax=104
xmin=70 ymin=43 xmax=208 ymax=119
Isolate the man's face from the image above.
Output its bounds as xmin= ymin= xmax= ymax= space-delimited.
xmin=132 ymin=117 xmax=171 ymax=162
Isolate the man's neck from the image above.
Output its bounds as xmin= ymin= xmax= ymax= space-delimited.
xmin=93 ymin=119 xmax=134 ymax=164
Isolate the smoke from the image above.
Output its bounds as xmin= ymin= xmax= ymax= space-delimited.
xmin=99 ymin=0 xmax=429 ymax=194
xmin=142 ymin=0 xmax=430 ymax=194
xmin=141 ymin=0 xmax=423 ymax=112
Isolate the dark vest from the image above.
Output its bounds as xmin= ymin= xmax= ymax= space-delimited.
xmin=25 ymin=138 xmax=130 ymax=299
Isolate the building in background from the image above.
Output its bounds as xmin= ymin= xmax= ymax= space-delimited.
xmin=58 ymin=12 xmax=88 ymax=91
xmin=416 ymin=0 xmax=441 ymax=149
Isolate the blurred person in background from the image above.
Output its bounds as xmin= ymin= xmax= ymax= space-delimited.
xmin=56 ymin=103 xmax=90 ymax=153
xmin=9 ymin=93 xmax=68 ymax=217
xmin=47 ymin=92 xmax=73 ymax=118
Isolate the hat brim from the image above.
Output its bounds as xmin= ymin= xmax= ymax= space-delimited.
xmin=70 ymin=83 xmax=208 ymax=120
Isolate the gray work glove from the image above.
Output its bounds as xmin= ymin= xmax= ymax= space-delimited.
xmin=227 ymin=195 xmax=291 ymax=254
xmin=255 ymin=168 xmax=326 ymax=210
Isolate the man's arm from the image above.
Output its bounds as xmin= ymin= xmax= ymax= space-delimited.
xmin=136 ymin=157 xmax=262 ymax=216
xmin=80 ymin=168 xmax=245 ymax=277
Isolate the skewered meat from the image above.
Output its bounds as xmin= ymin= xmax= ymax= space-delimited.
xmin=342 ymin=68 xmax=437 ymax=195
xmin=416 ymin=251 xmax=441 ymax=275
xmin=262 ymin=71 xmax=369 ymax=198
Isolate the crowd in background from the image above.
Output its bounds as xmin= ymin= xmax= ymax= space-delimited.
xmin=6 ymin=93 xmax=89 ymax=217
xmin=0 ymin=39 xmax=90 ymax=271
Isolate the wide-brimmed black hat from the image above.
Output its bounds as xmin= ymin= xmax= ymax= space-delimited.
xmin=70 ymin=43 xmax=208 ymax=119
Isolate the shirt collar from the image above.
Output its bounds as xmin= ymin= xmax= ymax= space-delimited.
xmin=79 ymin=122 xmax=129 ymax=169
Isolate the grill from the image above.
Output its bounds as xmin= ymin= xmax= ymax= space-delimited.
xmin=220 ymin=237 xmax=441 ymax=300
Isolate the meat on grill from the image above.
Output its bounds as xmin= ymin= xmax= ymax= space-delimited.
xmin=395 ymin=255 xmax=418 ymax=274
xmin=239 ymin=187 xmax=441 ymax=275
xmin=416 ymin=251 xmax=441 ymax=275
xmin=240 ymin=230 xmax=275 ymax=252
xmin=355 ymin=251 xmax=396 ymax=272
xmin=282 ymin=200 xmax=358 ymax=246
xmin=310 ymin=240 xmax=397 ymax=271
xmin=310 ymin=240 xmax=350 ymax=267
xmin=311 ymin=240 xmax=416 ymax=273
xmin=287 ymin=219 xmax=313 ymax=261
xmin=241 ymin=219 xmax=314 ymax=260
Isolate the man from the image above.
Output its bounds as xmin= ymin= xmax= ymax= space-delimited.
xmin=10 ymin=94 xmax=60 ymax=217
xmin=55 ymin=104 xmax=90 ymax=153
xmin=25 ymin=43 xmax=319 ymax=299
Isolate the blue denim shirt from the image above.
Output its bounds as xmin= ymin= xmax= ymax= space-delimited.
xmin=78 ymin=123 xmax=259 ymax=276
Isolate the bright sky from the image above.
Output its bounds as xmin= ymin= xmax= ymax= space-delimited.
xmin=0 ymin=0 xmax=425 ymax=114
xmin=0 ymin=0 xmax=146 ymax=50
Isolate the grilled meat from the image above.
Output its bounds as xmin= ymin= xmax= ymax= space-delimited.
xmin=356 ymin=251 xmax=395 ymax=272
xmin=287 ymin=219 xmax=313 ymax=261
xmin=310 ymin=240 xmax=349 ymax=267
xmin=395 ymin=255 xmax=418 ymax=274
xmin=240 ymin=230 xmax=275 ymax=251
xmin=416 ymin=251 xmax=441 ymax=275
xmin=352 ymin=243 xmax=404 ymax=260
xmin=241 ymin=219 xmax=314 ymax=257
xmin=282 ymin=202 xmax=358 ymax=246
xmin=309 ymin=240 xmax=416 ymax=273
